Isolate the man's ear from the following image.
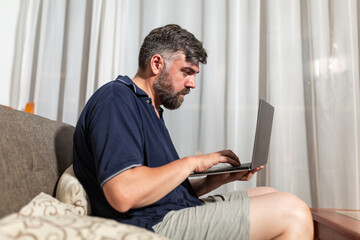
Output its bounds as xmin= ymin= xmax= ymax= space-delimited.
xmin=149 ymin=54 xmax=164 ymax=75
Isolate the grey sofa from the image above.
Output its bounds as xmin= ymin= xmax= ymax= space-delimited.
xmin=0 ymin=105 xmax=166 ymax=239
xmin=0 ymin=105 xmax=74 ymax=217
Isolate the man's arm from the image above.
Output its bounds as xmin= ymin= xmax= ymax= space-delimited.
xmin=102 ymin=150 xmax=240 ymax=213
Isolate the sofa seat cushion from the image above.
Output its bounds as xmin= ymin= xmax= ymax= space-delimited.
xmin=0 ymin=193 xmax=167 ymax=240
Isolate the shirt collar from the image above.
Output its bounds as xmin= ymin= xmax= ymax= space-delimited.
xmin=116 ymin=75 xmax=148 ymax=97
xmin=116 ymin=75 xmax=164 ymax=118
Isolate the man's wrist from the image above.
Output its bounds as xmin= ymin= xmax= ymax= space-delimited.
xmin=180 ymin=156 xmax=197 ymax=174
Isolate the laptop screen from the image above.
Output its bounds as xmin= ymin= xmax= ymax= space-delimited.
xmin=251 ymin=99 xmax=274 ymax=169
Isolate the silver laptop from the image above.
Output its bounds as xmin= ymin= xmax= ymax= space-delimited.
xmin=190 ymin=99 xmax=274 ymax=176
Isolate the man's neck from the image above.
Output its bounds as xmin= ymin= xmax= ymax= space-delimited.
xmin=132 ymin=71 xmax=161 ymax=117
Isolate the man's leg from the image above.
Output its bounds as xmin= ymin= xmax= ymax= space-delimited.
xmin=153 ymin=190 xmax=250 ymax=240
xmin=248 ymin=188 xmax=314 ymax=240
xmin=153 ymin=188 xmax=313 ymax=239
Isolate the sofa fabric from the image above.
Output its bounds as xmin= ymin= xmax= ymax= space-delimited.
xmin=0 ymin=106 xmax=74 ymax=218
xmin=0 ymin=193 xmax=168 ymax=239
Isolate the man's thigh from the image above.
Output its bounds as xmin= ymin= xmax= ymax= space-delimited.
xmin=153 ymin=191 xmax=250 ymax=240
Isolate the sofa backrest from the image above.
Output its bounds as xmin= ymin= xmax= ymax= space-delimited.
xmin=0 ymin=106 xmax=74 ymax=218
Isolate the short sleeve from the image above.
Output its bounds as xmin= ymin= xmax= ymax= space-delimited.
xmin=87 ymin=87 xmax=144 ymax=187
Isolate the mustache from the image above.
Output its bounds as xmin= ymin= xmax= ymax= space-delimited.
xmin=177 ymin=88 xmax=191 ymax=96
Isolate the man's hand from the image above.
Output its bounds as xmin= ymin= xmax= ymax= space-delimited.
xmin=193 ymin=150 xmax=241 ymax=173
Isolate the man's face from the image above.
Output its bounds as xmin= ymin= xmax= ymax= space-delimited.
xmin=153 ymin=53 xmax=199 ymax=110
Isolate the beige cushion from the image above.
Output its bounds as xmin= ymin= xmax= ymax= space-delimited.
xmin=0 ymin=193 xmax=167 ymax=240
xmin=56 ymin=164 xmax=91 ymax=215
xmin=7 ymin=192 xmax=84 ymax=217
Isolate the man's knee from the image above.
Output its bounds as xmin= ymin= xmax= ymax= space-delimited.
xmin=280 ymin=192 xmax=310 ymax=216
xmin=248 ymin=191 xmax=313 ymax=239
xmin=279 ymin=192 xmax=313 ymax=235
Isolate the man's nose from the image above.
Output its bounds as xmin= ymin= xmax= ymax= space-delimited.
xmin=185 ymin=75 xmax=196 ymax=89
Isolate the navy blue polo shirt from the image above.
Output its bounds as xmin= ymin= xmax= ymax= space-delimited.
xmin=73 ymin=75 xmax=202 ymax=231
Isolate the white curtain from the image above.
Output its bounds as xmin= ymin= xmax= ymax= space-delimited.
xmin=1 ymin=0 xmax=359 ymax=209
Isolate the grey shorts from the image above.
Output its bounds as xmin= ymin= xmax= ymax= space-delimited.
xmin=153 ymin=190 xmax=250 ymax=240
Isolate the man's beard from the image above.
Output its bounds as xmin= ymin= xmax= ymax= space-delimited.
xmin=153 ymin=69 xmax=190 ymax=110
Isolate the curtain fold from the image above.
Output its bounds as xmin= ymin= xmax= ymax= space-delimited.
xmin=306 ymin=0 xmax=360 ymax=208
xmin=1 ymin=0 xmax=359 ymax=209
xmin=266 ymin=0 xmax=312 ymax=205
xmin=300 ymin=0 xmax=322 ymax=208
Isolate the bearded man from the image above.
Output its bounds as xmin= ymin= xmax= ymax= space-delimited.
xmin=73 ymin=24 xmax=313 ymax=240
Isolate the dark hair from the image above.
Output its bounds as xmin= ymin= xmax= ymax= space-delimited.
xmin=138 ymin=24 xmax=207 ymax=70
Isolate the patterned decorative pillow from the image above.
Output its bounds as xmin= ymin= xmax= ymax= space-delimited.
xmin=11 ymin=192 xmax=85 ymax=217
xmin=0 ymin=193 xmax=168 ymax=240
xmin=56 ymin=164 xmax=91 ymax=215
